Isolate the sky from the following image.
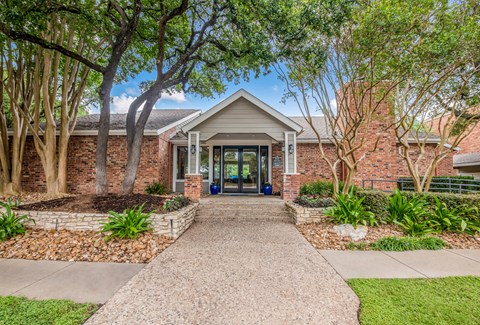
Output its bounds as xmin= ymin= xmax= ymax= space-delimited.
xmin=104 ymin=69 xmax=328 ymax=117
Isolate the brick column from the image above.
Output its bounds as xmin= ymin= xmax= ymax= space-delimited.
xmin=184 ymin=174 xmax=203 ymax=201
xmin=282 ymin=173 xmax=300 ymax=201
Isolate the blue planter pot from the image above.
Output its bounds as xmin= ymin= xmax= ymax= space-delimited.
xmin=263 ymin=185 xmax=273 ymax=195
xmin=210 ymin=184 xmax=220 ymax=195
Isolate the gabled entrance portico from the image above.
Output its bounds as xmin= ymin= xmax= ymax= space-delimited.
xmin=170 ymin=89 xmax=304 ymax=200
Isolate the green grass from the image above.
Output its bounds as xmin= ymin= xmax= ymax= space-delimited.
xmin=370 ymin=236 xmax=446 ymax=251
xmin=348 ymin=277 xmax=480 ymax=325
xmin=346 ymin=236 xmax=446 ymax=251
xmin=0 ymin=296 xmax=98 ymax=325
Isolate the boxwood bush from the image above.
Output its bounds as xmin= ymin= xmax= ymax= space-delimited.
xmin=355 ymin=190 xmax=389 ymax=219
xmin=401 ymin=191 xmax=480 ymax=213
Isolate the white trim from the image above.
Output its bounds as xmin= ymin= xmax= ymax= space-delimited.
xmin=206 ymin=139 xmax=274 ymax=146
xmin=284 ymin=132 xmax=289 ymax=174
xmin=208 ymin=144 xmax=213 ymax=185
xmin=293 ymin=133 xmax=297 ymax=174
xmin=181 ymin=89 xmax=303 ymax=133
xmin=187 ymin=133 xmax=192 ymax=174
xmin=195 ymin=132 xmax=200 ymax=174
xmin=156 ymin=111 xmax=201 ymax=135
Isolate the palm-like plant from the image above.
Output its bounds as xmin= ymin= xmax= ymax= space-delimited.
xmin=0 ymin=201 xmax=33 ymax=241
xmin=326 ymin=189 xmax=378 ymax=227
xmin=100 ymin=204 xmax=153 ymax=241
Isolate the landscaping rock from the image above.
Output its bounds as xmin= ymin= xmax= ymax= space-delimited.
xmin=333 ymin=224 xmax=368 ymax=241
xmin=297 ymin=222 xmax=480 ymax=250
xmin=0 ymin=228 xmax=174 ymax=263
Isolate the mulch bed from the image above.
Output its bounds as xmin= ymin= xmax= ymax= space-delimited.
xmin=18 ymin=194 xmax=167 ymax=214
xmin=0 ymin=228 xmax=174 ymax=263
xmin=297 ymin=222 xmax=480 ymax=250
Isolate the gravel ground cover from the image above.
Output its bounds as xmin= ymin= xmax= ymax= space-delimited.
xmin=0 ymin=229 xmax=174 ymax=263
xmin=18 ymin=194 xmax=167 ymax=214
xmin=297 ymin=222 xmax=480 ymax=250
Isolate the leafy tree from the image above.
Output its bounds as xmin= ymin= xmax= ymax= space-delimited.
xmin=355 ymin=0 xmax=480 ymax=192
xmin=0 ymin=0 xmax=143 ymax=194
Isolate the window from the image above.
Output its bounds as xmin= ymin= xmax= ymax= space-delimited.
xmin=213 ymin=146 xmax=221 ymax=184
xmin=176 ymin=145 xmax=209 ymax=180
xmin=176 ymin=146 xmax=188 ymax=180
xmin=200 ymin=146 xmax=209 ymax=180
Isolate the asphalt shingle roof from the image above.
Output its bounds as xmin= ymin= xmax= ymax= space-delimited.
xmin=74 ymin=109 xmax=200 ymax=131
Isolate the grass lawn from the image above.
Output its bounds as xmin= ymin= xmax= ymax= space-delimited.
xmin=348 ymin=276 xmax=480 ymax=325
xmin=0 ymin=296 xmax=99 ymax=325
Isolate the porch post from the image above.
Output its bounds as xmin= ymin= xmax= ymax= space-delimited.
xmin=185 ymin=131 xmax=202 ymax=200
xmin=282 ymin=131 xmax=300 ymax=201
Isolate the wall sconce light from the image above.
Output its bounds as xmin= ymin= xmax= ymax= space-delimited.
xmin=288 ymin=144 xmax=294 ymax=155
xmin=191 ymin=144 xmax=196 ymax=155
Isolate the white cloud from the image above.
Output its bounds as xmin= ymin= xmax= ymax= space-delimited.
xmin=272 ymin=85 xmax=279 ymax=92
xmin=111 ymin=89 xmax=186 ymax=113
xmin=125 ymin=87 xmax=139 ymax=96
xmin=330 ymin=99 xmax=337 ymax=111
xmin=159 ymin=90 xmax=187 ymax=103
xmin=111 ymin=94 xmax=144 ymax=114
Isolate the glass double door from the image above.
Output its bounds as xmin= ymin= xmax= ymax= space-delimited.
xmin=223 ymin=147 xmax=258 ymax=193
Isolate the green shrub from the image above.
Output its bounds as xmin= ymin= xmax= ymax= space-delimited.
xmin=162 ymin=195 xmax=190 ymax=212
xmin=386 ymin=189 xmax=428 ymax=224
xmin=145 ymin=182 xmax=169 ymax=195
xmin=371 ymin=236 xmax=446 ymax=251
xmin=401 ymin=191 xmax=480 ymax=214
xmin=0 ymin=201 xmax=33 ymax=241
xmin=356 ymin=190 xmax=389 ymax=218
xmin=100 ymin=204 xmax=153 ymax=240
xmin=428 ymin=197 xmax=480 ymax=235
xmin=398 ymin=176 xmax=480 ymax=193
xmin=325 ymin=189 xmax=379 ymax=227
xmin=300 ymin=181 xmax=334 ymax=197
xmin=294 ymin=195 xmax=335 ymax=208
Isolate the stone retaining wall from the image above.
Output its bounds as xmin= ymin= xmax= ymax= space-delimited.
xmin=285 ymin=201 xmax=331 ymax=225
xmin=11 ymin=203 xmax=198 ymax=239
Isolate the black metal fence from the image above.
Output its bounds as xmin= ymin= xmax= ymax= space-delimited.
xmin=362 ymin=177 xmax=480 ymax=194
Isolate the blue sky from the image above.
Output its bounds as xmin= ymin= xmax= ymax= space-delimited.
xmin=105 ymin=70 xmax=324 ymax=117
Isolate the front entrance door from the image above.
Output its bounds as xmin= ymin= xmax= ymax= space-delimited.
xmin=223 ymin=147 xmax=258 ymax=193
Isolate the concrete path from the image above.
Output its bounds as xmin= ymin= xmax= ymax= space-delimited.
xmin=320 ymin=249 xmax=480 ymax=279
xmin=0 ymin=258 xmax=144 ymax=303
xmin=87 ymin=221 xmax=360 ymax=325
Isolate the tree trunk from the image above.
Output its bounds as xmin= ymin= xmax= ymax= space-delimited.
xmin=121 ymin=98 xmax=157 ymax=194
xmin=95 ymin=71 xmax=114 ymax=195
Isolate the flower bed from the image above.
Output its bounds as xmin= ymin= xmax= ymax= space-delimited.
xmin=0 ymin=229 xmax=173 ymax=263
xmin=297 ymin=222 xmax=480 ymax=250
xmin=7 ymin=203 xmax=198 ymax=239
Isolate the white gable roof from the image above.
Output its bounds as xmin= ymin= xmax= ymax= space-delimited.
xmin=181 ymin=89 xmax=303 ymax=134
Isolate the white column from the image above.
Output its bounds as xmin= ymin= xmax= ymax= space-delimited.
xmin=187 ymin=131 xmax=201 ymax=174
xmin=284 ymin=131 xmax=297 ymax=174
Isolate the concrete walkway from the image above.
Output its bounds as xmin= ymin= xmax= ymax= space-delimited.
xmin=320 ymin=249 xmax=480 ymax=279
xmin=0 ymin=258 xmax=144 ymax=303
xmin=87 ymin=221 xmax=360 ymax=325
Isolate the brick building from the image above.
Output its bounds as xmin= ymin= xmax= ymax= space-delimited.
xmin=22 ymin=89 xmax=456 ymax=199
xmin=429 ymin=107 xmax=480 ymax=179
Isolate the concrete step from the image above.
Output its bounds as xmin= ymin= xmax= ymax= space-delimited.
xmin=195 ymin=212 xmax=290 ymax=219
xmin=196 ymin=207 xmax=287 ymax=214
xmin=195 ymin=216 xmax=293 ymax=223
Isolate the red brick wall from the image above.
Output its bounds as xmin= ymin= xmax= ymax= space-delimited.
xmin=184 ymin=174 xmax=203 ymax=201
xmin=281 ymin=173 xmax=300 ymax=201
xmin=22 ymin=134 xmax=172 ymax=194
xmin=296 ymin=143 xmax=339 ymax=183
xmin=271 ymin=143 xmax=283 ymax=194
